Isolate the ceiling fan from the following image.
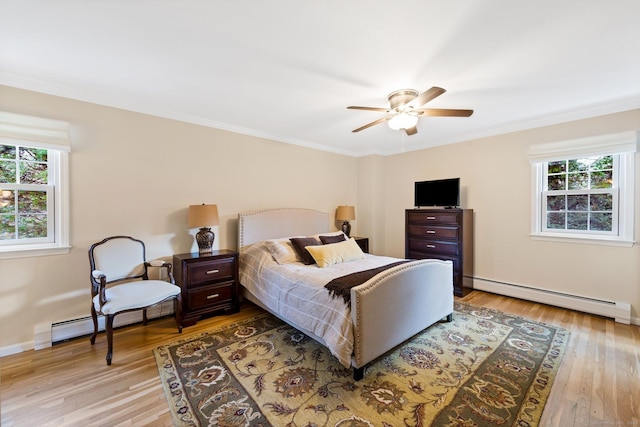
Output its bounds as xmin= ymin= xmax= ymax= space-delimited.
xmin=347 ymin=86 xmax=473 ymax=136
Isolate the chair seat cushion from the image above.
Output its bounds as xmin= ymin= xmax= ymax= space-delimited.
xmin=93 ymin=280 xmax=181 ymax=315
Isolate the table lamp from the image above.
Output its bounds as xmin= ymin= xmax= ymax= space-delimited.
xmin=336 ymin=205 xmax=355 ymax=237
xmin=188 ymin=204 xmax=219 ymax=253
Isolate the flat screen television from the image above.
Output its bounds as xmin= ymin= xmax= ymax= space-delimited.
xmin=414 ymin=178 xmax=460 ymax=208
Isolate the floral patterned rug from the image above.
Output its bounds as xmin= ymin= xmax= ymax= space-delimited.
xmin=154 ymin=302 xmax=568 ymax=426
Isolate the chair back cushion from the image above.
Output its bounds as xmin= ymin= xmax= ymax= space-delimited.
xmin=91 ymin=236 xmax=146 ymax=283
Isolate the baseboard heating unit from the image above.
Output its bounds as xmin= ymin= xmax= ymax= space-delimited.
xmin=474 ymin=277 xmax=631 ymax=325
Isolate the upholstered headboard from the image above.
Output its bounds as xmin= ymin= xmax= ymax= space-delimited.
xmin=238 ymin=208 xmax=330 ymax=248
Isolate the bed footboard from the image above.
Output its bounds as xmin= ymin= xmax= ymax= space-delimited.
xmin=350 ymin=259 xmax=454 ymax=372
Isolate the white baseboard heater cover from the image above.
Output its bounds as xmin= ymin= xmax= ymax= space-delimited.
xmin=474 ymin=278 xmax=631 ymax=325
xmin=49 ymin=300 xmax=175 ymax=346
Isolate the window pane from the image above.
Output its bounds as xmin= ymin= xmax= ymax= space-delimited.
xmin=19 ymin=147 xmax=47 ymax=162
xmin=547 ymin=195 xmax=565 ymax=211
xmin=0 ymin=160 xmax=16 ymax=183
xmin=18 ymin=214 xmax=47 ymax=238
xmin=567 ymin=195 xmax=588 ymax=211
xmin=547 ymin=212 xmax=565 ymax=229
xmin=548 ymin=161 xmax=566 ymax=174
xmin=547 ymin=175 xmax=565 ymax=191
xmin=0 ymin=215 xmax=16 ymax=240
xmin=591 ymin=213 xmax=612 ymax=231
xmin=568 ymin=159 xmax=589 ymax=172
xmin=18 ymin=190 xmax=47 ymax=213
xmin=568 ymin=172 xmax=589 ymax=190
xmin=591 ymin=156 xmax=613 ymax=170
xmin=0 ymin=145 xmax=16 ymax=159
xmin=591 ymin=171 xmax=612 ymax=189
xmin=20 ymin=161 xmax=48 ymax=184
xmin=0 ymin=189 xmax=15 ymax=213
xmin=590 ymin=194 xmax=612 ymax=211
xmin=567 ymin=212 xmax=588 ymax=230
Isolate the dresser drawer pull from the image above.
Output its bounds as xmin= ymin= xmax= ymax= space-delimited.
xmin=206 ymin=269 xmax=220 ymax=275
xmin=426 ymin=230 xmax=436 ymax=234
xmin=426 ymin=216 xmax=436 ymax=220
xmin=206 ymin=293 xmax=220 ymax=300
xmin=426 ymin=244 xmax=436 ymax=248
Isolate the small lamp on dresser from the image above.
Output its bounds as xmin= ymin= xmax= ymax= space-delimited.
xmin=336 ymin=205 xmax=355 ymax=237
xmin=188 ymin=204 xmax=219 ymax=253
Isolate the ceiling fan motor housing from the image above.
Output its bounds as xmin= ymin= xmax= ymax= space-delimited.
xmin=388 ymin=89 xmax=419 ymax=110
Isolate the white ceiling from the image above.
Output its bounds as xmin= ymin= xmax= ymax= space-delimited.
xmin=2 ymin=1 xmax=640 ymax=157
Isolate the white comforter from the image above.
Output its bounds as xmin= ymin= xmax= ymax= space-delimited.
xmin=239 ymin=241 xmax=404 ymax=368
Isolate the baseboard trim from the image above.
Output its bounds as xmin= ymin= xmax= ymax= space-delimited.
xmin=0 ymin=301 xmax=175 ymax=358
xmin=51 ymin=300 xmax=175 ymax=344
xmin=474 ymin=277 xmax=633 ymax=325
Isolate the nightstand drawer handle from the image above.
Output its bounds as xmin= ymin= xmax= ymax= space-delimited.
xmin=206 ymin=293 xmax=220 ymax=299
xmin=426 ymin=244 xmax=436 ymax=248
xmin=426 ymin=230 xmax=436 ymax=234
xmin=206 ymin=269 xmax=220 ymax=275
xmin=426 ymin=216 xmax=436 ymax=220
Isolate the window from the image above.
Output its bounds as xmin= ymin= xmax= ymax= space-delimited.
xmin=530 ymin=132 xmax=637 ymax=246
xmin=0 ymin=112 xmax=70 ymax=259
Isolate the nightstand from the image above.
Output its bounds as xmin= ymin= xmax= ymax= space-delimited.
xmin=173 ymin=250 xmax=239 ymax=327
xmin=352 ymin=236 xmax=369 ymax=253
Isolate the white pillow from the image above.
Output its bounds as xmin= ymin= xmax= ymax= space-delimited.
xmin=264 ymin=238 xmax=303 ymax=264
xmin=305 ymin=238 xmax=366 ymax=268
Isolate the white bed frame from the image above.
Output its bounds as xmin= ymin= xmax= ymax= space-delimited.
xmin=238 ymin=208 xmax=454 ymax=380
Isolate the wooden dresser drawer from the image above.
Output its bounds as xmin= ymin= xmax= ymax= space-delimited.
xmin=407 ymin=238 xmax=459 ymax=257
xmin=407 ymin=224 xmax=459 ymax=241
xmin=407 ymin=210 xmax=460 ymax=225
xmin=188 ymin=258 xmax=234 ymax=286
xmin=188 ymin=283 xmax=234 ymax=311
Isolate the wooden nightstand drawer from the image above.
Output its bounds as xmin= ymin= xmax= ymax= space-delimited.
xmin=188 ymin=258 xmax=234 ymax=286
xmin=173 ymin=250 xmax=240 ymax=327
xmin=188 ymin=283 xmax=234 ymax=311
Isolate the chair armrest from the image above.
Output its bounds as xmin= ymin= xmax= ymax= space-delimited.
xmin=91 ymin=270 xmax=108 ymax=307
xmin=145 ymin=260 xmax=175 ymax=284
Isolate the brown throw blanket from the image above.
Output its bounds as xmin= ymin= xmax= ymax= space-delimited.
xmin=325 ymin=260 xmax=410 ymax=304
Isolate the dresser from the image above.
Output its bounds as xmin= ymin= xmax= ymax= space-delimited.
xmin=173 ymin=250 xmax=239 ymax=327
xmin=405 ymin=208 xmax=473 ymax=296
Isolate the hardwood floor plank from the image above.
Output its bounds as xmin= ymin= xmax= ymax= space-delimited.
xmin=1 ymin=291 xmax=639 ymax=426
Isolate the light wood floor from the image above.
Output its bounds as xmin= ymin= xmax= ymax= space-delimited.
xmin=1 ymin=290 xmax=638 ymax=426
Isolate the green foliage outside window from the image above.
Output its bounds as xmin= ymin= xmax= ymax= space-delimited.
xmin=0 ymin=144 xmax=49 ymax=240
xmin=545 ymin=156 xmax=614 ymax=232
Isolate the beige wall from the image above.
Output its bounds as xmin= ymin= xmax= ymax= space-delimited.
xmin=0 ymin=85 xmax=359 ymax=351
xmin=371 ymin=109 xmax=640 ymax=321
xmin=1 ymin=84 xmax=638 ymax=353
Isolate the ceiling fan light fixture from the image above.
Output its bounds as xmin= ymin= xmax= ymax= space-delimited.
xmin=388 ymin=112 xmax=418 ymax=130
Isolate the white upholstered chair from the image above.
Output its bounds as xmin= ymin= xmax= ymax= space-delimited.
xmin=88 ymin=236 xmax=182 ymax=365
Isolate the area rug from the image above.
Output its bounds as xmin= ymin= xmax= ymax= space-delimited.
xmin=154 ymin=302 xmax=568 ymax=426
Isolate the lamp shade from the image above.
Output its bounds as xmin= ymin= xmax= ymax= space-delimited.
xmin=388 ymin=113 xmax=418 ymax=130
xmin=188 ymin=204 xmax=219 ymax=228
xmin=336 ymin=205 xmax=356 ymax=221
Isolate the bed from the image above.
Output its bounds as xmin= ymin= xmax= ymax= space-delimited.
xmin=237 ymin=208 xmax=454 ymax=380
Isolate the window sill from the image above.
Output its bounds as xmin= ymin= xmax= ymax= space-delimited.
xmin=0 ymin=244 xmax=71 ymax=260
xmin=530 ymin=233 xmax=635 ymax=247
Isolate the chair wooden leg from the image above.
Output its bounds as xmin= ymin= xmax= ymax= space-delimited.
xmin=90 ymin=304 xmax=98 ymax=345
xmin=105 ymin=314 xmax=114 ymax=366
xmin=142 ymin=308 xmax=148 ymax=325
xmin=174 ymin=295 xmax=183 ymax=333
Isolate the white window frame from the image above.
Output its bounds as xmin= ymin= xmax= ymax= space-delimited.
xmin=0 ymin=112 xmax=71 ymax=259
xmin=530 ymin=131 xmax=637 ymax=247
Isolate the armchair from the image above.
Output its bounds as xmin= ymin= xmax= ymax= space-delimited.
xmin=88 ymin=236 xmax=182 ymax=365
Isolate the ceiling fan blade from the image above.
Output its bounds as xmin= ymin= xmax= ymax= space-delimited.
xmin=416 ymin=108 xmax=474 ymax=117
xmin=352 ymin=115 xmax=392 ymax=132
xmin=407 ymin=87 xmax=446 ymax=108
xmin=347 ymin=106 xmax=390 ymax=112
xmin=404 ymin=126 xmax=418 ymax=136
